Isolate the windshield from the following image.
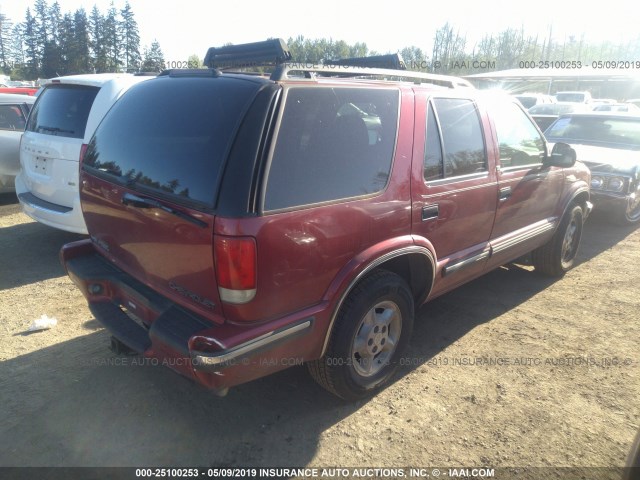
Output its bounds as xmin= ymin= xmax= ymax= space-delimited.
xmin=545 ymin=115 xmax=640 ymax=149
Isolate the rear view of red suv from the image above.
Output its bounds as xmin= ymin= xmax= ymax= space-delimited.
xmin=61 ymin=39 xmax=591 ymax=400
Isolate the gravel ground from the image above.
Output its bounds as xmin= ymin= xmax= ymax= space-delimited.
xmin=0 ymin=191 xmax=638 ymax=480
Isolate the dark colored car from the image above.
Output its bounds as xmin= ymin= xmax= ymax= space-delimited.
xmin=545 ymin=112 xmax=640 ymax=224
xmin=60 ymin=40 xmax=591 ymax=400
xmin=528 ymin=102 xmax=590 ymax=131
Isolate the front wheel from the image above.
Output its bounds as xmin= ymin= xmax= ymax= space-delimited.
xmin=308 ymin=270 xmax=414 ymax=401
xmin=532 ymin=204 xmax=584 ymax=276
xmin=616 ymin=193 xmax=640 ymax=225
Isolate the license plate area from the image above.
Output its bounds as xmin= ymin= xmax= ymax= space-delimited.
xmin=34 ymin=156 xmax=51 ymax=175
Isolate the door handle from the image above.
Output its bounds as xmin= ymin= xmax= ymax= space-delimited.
xmin=499 ymin=187 xmax=512 ymax=202
xmin=422 ymin=204 xmax=439 ymax=221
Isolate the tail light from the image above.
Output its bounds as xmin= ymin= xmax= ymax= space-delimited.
xmin=79 ymin=143 xmax=88 ymax=163
xmin=214 ymin=235 xmax=257 ymax=304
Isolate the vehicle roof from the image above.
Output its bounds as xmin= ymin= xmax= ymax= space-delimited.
xmin=45 ymin=73 xmax=145 ymax=87
xmin=0 ymin=93 xmax=37 ymax=104
xmin=557 ymin=111 xmax=640 ymax=120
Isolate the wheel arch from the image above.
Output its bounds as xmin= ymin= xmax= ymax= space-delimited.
xmin=320 ymin=244 xmax=436 ymax=357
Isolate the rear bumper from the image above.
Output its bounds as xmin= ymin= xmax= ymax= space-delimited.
xmin=15 ymin=172 xmax=88 ymax=234
xmin=61 ymin=239 xmax=319 ymax=392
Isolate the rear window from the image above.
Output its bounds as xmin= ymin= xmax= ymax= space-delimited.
xmin=26 ymin=84 xmax=99 ymax=139
xmin=83 ymin=76 xmax=261 ymax=209
xmin=264 ymin=87 xmax=399 ymax=211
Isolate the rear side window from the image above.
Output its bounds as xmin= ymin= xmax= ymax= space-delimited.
xmin=0 ymin=105 xmax=27 ymax=130
xmin=83 ymin=76 xmax=261 ymax=209
xmin=265 ymin=87 xmax=399 ymax=211
xmin=26 ymin=84 xmax=99 ymax=139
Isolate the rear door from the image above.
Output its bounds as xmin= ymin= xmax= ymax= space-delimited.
xmin=411 ymin=92 xmax=499 ymax=298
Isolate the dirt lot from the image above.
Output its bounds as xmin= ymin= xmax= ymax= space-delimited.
xmin=0 ymin=191 xmax=638 ymax=479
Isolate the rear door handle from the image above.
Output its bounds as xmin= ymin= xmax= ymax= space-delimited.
xmin=499 ymin=187 xmax=512 ymax=202
xmin=422 ymin=204 xmax=439 ymax=221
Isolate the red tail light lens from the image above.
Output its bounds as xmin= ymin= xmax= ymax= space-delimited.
xmin=214 ymin=236 xmax=257 ymax=304
xmin=79 ymin=143 xmax=88 ymax=163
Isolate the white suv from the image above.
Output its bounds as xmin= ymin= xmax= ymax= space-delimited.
xmin=16 ymin=73 xmax=153 ymax=233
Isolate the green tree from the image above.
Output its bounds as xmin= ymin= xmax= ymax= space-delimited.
xmin=89 ymin=5 xmax=107 ymax=72
xmin=141 ymin=40 xmax=164 ymax=72
xmin=0 ymin=13 xmax=12 ymax=72
xmin=119 ymin=1 xmax=140 ymax=72
xmin=103 ymin=2 xmax=121 ymax=71
xmin=187 ymin=54 xmax=203 ymax=68
xmin=23 ymin=8 xmax=39 ymax=78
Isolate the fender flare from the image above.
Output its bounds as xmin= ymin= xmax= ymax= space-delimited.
xmin=320 ymin=243 xmax=436 ymax=356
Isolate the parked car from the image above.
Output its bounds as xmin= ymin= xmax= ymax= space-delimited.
xmin=592 ymin=103 xmax=640 ymax=113
xmin=0 ymin=87 xmax=39 ymax=96
xmin=0 ymin=94 xmax=36 ymax=193
xmin=554 ymin=91 xmax=593 ymax=104
xmin=60 ymin=39 xmax=591 ymax=401
xmin=528 ymin=102 xmax=591 ymax=131
xmin=16 ymin=73 xmax=154 ymax=234
xmin=544 ymin=112 xmax=640 ymax=224
xmin=513 ymin=92 xmax=555 ymax=109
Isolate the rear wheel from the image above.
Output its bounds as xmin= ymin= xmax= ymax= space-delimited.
xmin=308 ymin=270 xmax=414 ymax=401
xmin=532 ymin=204 xmax=584 ymax=276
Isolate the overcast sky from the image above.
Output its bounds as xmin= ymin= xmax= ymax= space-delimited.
xmin=1 ymin=0 xmax=637 ymax=64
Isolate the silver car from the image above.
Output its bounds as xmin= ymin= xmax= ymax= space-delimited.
xmin=0 ymin=93 xmax=36 ymax=193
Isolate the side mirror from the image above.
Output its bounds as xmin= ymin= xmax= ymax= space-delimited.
xmin=545 ymin=142 xmax=577 ymax=168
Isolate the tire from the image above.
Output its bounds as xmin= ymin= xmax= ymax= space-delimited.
xmin=615 ymin=194 xmax=640 ymax=225
xmin=308 ymin=270 xmax=414 ymax=401
xmin=532 ymin=204 xmax=584 ymax=276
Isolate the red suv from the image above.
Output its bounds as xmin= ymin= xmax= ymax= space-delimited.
xmin=61 ymin=40 xmax=591 ymax=400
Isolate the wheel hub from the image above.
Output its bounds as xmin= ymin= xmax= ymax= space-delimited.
xmin=351 ymin=301 xmax=401 ymax=377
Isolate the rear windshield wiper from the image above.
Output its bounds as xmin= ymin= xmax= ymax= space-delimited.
xmin=121 ymin=192 xmax=208 ymax=228
xmin=37 ymin=125 xmax=75 ymax=134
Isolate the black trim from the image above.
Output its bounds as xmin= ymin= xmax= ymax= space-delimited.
xmin=18 ymin=192 xmax=72 ymax=213
xmin=204 ymin=39 xmax=292 ymax=69
xmin=422 ymin=204 xmax=439 ymax=221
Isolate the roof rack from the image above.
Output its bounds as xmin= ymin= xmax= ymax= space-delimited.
xmin=324 ymin=53 xmax=406 ymax=70
xmin=204 ymin=39 xmax=292 ymax=69
xmin=270 ymin=64 xmax=474 ymax=89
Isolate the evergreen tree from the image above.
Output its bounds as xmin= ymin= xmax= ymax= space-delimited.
xmin=103 ymin=2 xmax=121 ymax=71
xmin=89 ymin=5 xmax=107 ymax=72
xmin=119 ymin=2 xmax=141 ymax=72
xmin=0 ymin=13 xmax=12 ymax=72
xmin=141 ymin=40 xmax=164 ymax=72
xmin=23 ymin=8 xmax=39 ymax=79
xmin=71 ymin=9 xmax=92 ymax=73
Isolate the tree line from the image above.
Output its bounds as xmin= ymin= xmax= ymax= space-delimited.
xmin=0 ymin=0 xmax=165 ymax=80
xmin=287 ymin=26 xmax=640 ymax=75
xmin=3 ymin=4 xmax=639 ymax=81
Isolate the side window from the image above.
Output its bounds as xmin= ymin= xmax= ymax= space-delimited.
xmin=432 ymin=98 xmax=487 ymax=178
xmin=424 ymin=103 xmax=443 ymax=181
xmin=492 ymin=100 xmax=545 ymax=168
xmin=0 ymin=105 xmax=26 ymax=130
xmin=265 ymin=87 xmax=400 ymax=211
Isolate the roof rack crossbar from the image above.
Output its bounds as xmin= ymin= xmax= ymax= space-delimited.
xmin=204 ymin=39 xmax=292 ymax=69
xmin=270 ymin=64 xmax=473 ymax=89
xmin=324 ymin=53 xmax=406 ymax=71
